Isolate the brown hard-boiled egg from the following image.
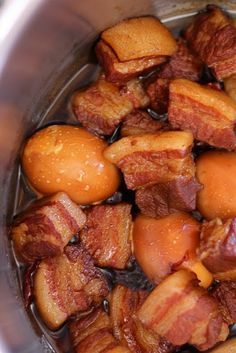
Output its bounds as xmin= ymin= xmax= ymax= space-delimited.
xmin=22 ymin=125 xmax=120 ymax=204
xmin=196 ymin=151 xmax=236 ymax=220
xmin=132 ymin=212 xmax=212 ymax=287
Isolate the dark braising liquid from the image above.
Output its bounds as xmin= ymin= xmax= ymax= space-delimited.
xmin=12 ymin=8 xmax=236 ymax=353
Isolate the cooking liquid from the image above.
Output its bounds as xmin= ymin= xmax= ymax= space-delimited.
xmin=12 ymin=8 xmax=236 ymax=353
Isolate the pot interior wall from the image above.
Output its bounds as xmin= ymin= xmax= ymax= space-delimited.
xmin=0 ymin=1 xmax=235 ymax=352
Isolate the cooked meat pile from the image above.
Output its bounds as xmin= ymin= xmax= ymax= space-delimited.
xmin=10 ymin=5 xmax=236 ymax=353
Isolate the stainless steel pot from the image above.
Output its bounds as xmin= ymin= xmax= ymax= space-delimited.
xmin=0 ymin=1 xmax=235 ymax=352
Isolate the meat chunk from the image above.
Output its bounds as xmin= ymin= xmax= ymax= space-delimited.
xmin=101 ymin=16 xmax=177 ymax=62
xmin=224 ymin=73 xmax=236 ymax=102
xmin=199 ymin=218 xmax=236 ymax=280
xmin=135 ymin=177 xmax=201 ymax=218
xmin=11 ymin=192 xmax=86 ymax=263
xmin=69 ymin=307 xmax=131 ymax=353
xmin=137 ymin=270 xmax=229 ymax=351
xmin=207 ymin=337 xmax=236 ymax=353
xmin=211 ymin=281 xmax=236 ymax=325
xmin=168 ymin=79 xmax=236 ymax=150
xmin=80 ymin=203 xmax=132 ymax=269
xmin=34 ymin=243 xmax=109 ymax=330
xmin=72 ymin=75 xmax=149 ymax=136
xmin=145 ymin=39 xmax=202 ymax=114
xmin=104 ymin=131 xmax=194 ymax=190
xmin=96 ymin=40 xmax=166 ymax=84
xmin=120 ymin=110 xmax=164 ymax=137
xmin=185 ymin=5 xmax=236 ymax=79
xmin=110 ymin=285 xmax=174 ymax=353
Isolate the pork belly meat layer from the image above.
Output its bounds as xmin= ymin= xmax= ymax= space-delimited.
xmin=168 ymin=79 xmax=236 ymax=150
xmin=135 ymin=176 xmax=201 ymax=218
xmin=110 ymin=285 xmax=174 ymax=353
xmin=211 ymin=281 xmax=236 ymax=325
xmin=69 ymin=307 xmax=131 ymax=353
xmin=72 ymin=75 xmax=149 ymax=136
xmin=80 ymin=203 xmax=132 ymax=269
xmin=34 ymin=243 xmax=108 ymax=330
xmin=138 ymin=270 xmax=229 ymax=351
xmin=11 ymin=192 xmax=86 ymax=263
xmin=199 ymin=218 xmax=236 ymax=279
xmin=96 ymin=40 xmax=166 ymax=84
xmin=104 ymin=131 xmax=194 ymax=190
xmin=185 ymin=5 xmax=236 ymax=79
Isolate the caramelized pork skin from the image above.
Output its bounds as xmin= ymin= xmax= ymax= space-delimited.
xmin=34 ymin=244 xmax=108 ymax=330
xmin=137 ymin=270 xmax=229 ymax=351
xmin=168 ymin=79 xmax=236 ymax=150
xmin=110 ymin=285 xmax=174 ymax=353
xmin=96 ymin=40 xmax=166 ymax=84
xmin=72 ymin=75 xmax=149 ymax=136
xmin=11 ymin=192 xmax=86 ymax=263
xmin=101 ymin=16 xmax=177 ymax=62
xmin=120 ymin=110 xmax=164 ymax=137
xmin=211 ymin=281 xmax=236 ymax=325
xmin=145 ymin=39 xmax=202 ymax=114
xmin=80 ymin=203 xmax=132 ymax=269
xmin=135 ymin=177 xmax=201 ymax=218
xmin=199 ymin=218 xmax=236 ymax=279
xmin=185 ymin=5 xmax=236 ymax=79
xmin=69 ymin=307 xmax=131 ymax=353
xmin=104 ymin=131 xmax=195 ymax=190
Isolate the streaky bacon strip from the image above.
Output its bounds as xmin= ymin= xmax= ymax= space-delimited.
xmin=137 ymin=270 xmax=229 ymax=351
xmin=211 ymin=280 xmax=236 ymax=325
xmin=168 ymin=79 xmax=236 ymax=150
xmin=96 ymin=40 xmax=166 ymax=84
xmin=104 ymin=131 xmax=194 ymax=190
xmin=69 ymin=307 xmax=132 ymax=353
xmin=34 ymin=243 xmax=108 ymax=330
xmin=135 ymin=176 xmax=201 ymax=218
xmin=145 ymin=38 xmax=202 ymax=114
xmin=199 ymin=218 xmax=236 ymax=278
xmin=72 ymin=75 xmax=149 ymax=136
xmin=80 ymin=203 xmax=132 ymax=269
xmin=120 ymin=110 xmax=164 ymax=137
xmin=185 ymin=5 xmax=236 ymax=79
xmin=110 ymin=285 xmax=174 ymax=353
xmin=11 ymin=192 xmax=86 ymax=263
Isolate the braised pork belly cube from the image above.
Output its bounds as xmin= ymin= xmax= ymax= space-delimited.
xmin=120 ymin=110 xmax=164 ymax=137
xmin=110 ymin=285 xmax=174 ymax=353
xmin=185 ymin=5 xmax=236 ymax=79
xmin=69 ymin=307 xmax=131 ymax=353
xmin=135 ymin=176 xmax=201 ymax=218
xmin=137 ymin=270 xmax=229 ymax=351
xmin=96 ymin=40 xmax=166 ymax=84
xmin=168 ymin=79 xmax=236 ymax=150
xmin=11 ymin=192 xmax=86 ymax=263
xmin=80 ymin=203 xmax=132 ymax=269
xmin=101 ymin=16 xmax=177 ymax=62
xmin=224 ymin=73 xmax=236 ymax=102
xmin=207 ymin=337 xmax=236 ymax=353
xmin=72 ymin=75 xmax=149 ymax=136
xmin=145 ymin=39 xmax=202 ymax=114
xmin=199 ymin=218 xmax=236 ymax=280
xmin=211 ymin=281 xmax=236 ymax=325
xmin=104 ymin=131 xmax=194 ymax=190
xmin=34 ymin=243 xmax=108 ymax=330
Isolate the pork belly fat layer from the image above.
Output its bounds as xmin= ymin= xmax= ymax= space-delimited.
xmin=80 ymin=203 xmax=132 ymax=269
xmin=104 ymin=131 xmax=194 ymax=190
xmin=169 ymin=79 xmax=236 ymax=150
xmin=199 ymin=218 xmax=236 ymax=276
xmin=138 ymin=270 xmax=229 ymax=351
xmin=72 ymin=75 xmax=149 ymax=136
xmin=96 ymin=40 xmax=166 ymax=84
xmin=34 ymin=244 xmax=108 ymax=330
xmin=101 ymin=16 xmax=177 ymax=62
xmin=185 ymin=5 xmax=236 ymax=79
xmin=11 ymin=192 xmax=86 ymax=263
